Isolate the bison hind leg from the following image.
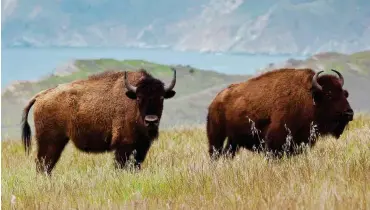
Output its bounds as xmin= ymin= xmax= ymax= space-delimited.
xmin=207 ymin=128 xmax=226 ymax=161
xmin=222 ymin=137 xmax=241 ymax=159
xmin=36 ymin=135 xmax=69 ymax=175
xmin=206 ymin=112 xmax=227 ymax=160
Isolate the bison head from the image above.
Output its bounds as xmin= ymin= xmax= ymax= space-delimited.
xmin=124 ymin=68 xmax=176 ymax=134
xmin=311 ymin=69 xmax=354 ymax=138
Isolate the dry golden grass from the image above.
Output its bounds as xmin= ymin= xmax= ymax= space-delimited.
xmin=1 ymin=114 xmax=370 ymax=210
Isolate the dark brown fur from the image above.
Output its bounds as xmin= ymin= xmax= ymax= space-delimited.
xmin=21 ymin=69 xmax=176 ymax=175
xmin=207 ymin=68 xmax=354 ymax=159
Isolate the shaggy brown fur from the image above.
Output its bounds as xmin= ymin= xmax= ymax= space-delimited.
xmin=207 ymin=68 xmax=354 ymax=159
xmin=21 ymin=69 xmax=176 ymax=175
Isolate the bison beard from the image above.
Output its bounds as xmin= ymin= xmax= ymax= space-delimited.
xmin=207 ymin=68 xmax=354 ymax=159
xmin=331 ymin=120 xmax=350 ymax=139
xmin=146 ymin=124 xmax=159 ymax=139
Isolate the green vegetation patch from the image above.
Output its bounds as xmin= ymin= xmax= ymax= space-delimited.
xmin=75 ymin=59 xmax=176 ymax=77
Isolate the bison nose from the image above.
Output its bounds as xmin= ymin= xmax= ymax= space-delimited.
xmin=144 ymin=115 xmax=159 ymax=126
xmin=343 ymin=108 xmax=354 ymax=121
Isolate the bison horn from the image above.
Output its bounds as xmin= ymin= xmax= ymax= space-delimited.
xmin=164 ymin=67 xmax=176 ymax=92
xmin=312 ymin=70 xmax=324 ymax=91
xmin=124 ymin=71 xmax=137 ymax=93
xmin=331 ymin=69 xmax=344 ymax=87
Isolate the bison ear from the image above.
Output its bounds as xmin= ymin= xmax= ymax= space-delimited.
xmin=164 ymin=90 xmax=176 ymax=99
xmin=125 ymin=91 xmax=137 ymax=99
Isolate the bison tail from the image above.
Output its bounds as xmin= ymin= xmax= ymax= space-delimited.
xmin=21 ymin=97 xmax=36 ymax=155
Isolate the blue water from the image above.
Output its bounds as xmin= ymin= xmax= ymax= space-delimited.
xmin=1 ymin=47 xmax=307 ymax=88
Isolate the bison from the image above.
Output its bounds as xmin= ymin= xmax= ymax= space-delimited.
xmin=206 ymin=68 xmax=354 ymax=159
xmin=21 ymin=68 xmax=176 ymax=175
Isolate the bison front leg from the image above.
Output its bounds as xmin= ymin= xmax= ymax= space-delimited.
xmin=114 ymin=144 xmax=136 ymax=170
xmin=132 ymin=141 xmax=152 ymax=170
xmin=114 ymin=141 xmax=152 ymax=170
xmin=264 ymin=121 xmax=293 ymax=158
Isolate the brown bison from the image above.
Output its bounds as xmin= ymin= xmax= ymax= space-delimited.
xmin=21 ymin=68 xmax=176 ymax=175
xmin=206 ymin=68 xmax=354 ymax=159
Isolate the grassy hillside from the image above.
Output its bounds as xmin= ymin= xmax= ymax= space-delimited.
xmin=3 ymin=50 xmax=370 ymax=140
xmin=1 ymin=58 xmax=244 ymax=100
xmin=262 ymin=50 xmax=370 ymax=75
xmin=1 ymin=59 xmax=249 ymax=140
xmin=2 ymin=114 xmax=369 ymax=209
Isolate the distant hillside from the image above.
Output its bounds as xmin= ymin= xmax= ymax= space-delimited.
xmin=1 ymin=59 xmax=249 ymax=140
xmin=2 ymin=0 xmax=370 ymax=55
xmin=2 ymin=50 xmax=370 ymax=140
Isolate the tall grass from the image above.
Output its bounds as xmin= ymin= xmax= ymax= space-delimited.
xmin=2 ymin=115 xmax=370 ymax=210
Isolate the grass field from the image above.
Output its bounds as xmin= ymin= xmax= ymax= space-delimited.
xmin=1 ymin=114 xmax=370 ymax=210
